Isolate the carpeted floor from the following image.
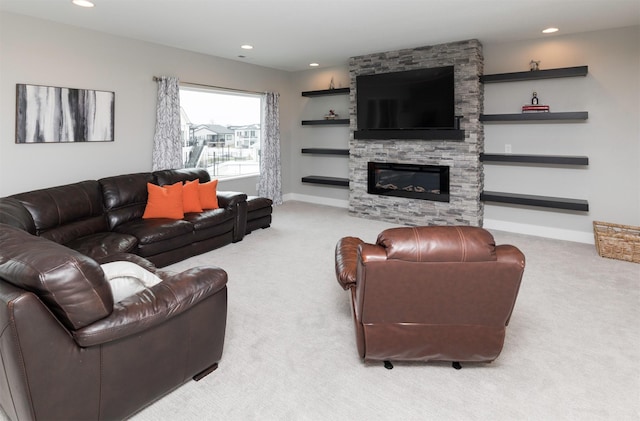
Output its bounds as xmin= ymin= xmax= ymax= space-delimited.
xmin=132 ymin=201 xmax=640 ymax=421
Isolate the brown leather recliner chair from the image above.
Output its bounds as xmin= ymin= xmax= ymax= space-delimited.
xmin=0 ymin=224 xmax=228 ymax=420
xmin=335 ymin=226 xmax=525 ymax=369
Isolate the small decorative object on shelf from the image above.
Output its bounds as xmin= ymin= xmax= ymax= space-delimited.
xmin=529 ymin=60 xmax=540 ymax=71
xmin=522 ymin=92 xmax=549 ymax=113
xmin=324 ymin=109 xmax=339 ymax=120
xmin=522 ymin=105 xmax=550 ymax=113
xmin=329 ymin=77 xmax=335 ymax=90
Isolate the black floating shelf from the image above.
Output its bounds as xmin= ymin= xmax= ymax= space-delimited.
xmin=302 ymin=119 xmax=350 ymax=126
xmin=480 ymin=66 xmax=588 ymax=83
xmin=481 ymin=191 xmax=589 ymax=211
xmin=480 ymin=154 xmax=589 ymax=166
xmin=301 ymin=88 xmax=350 ymax=97
xmin=301 ymin=148 xmax=349 ymax=155
xmin=301 ymin=176 xmax=349 ymax=187
xmin=354 ymin=129 xmax=464 ymax=141
xmin=480 ymin=112 xmax=588 ymax=122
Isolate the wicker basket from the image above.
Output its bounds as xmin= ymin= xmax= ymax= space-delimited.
xmin=593 ymin=221 xmax=640 ymax=263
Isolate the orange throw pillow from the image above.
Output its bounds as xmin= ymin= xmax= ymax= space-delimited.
xmin=142 ymin=182 xmax=184 ymax=219
xmin=198 ymin=179 xmax=219 ymax=209
xmin=183 ymin=179 xmax=203 ymax=213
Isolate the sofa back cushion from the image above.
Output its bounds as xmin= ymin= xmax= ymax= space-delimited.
xmin=0 ymin=197 xmax=36 ymax=234
xmin=0 ymin=224 xmax=113 ymax=330
xmin=100 ymin=173 xmax=154 ymax=230
xmin=377 ymin=226 xmax=497 ymax=263
xmin=10 ymin=180 xmax=108 ymax=245
xmin=153 ymin=168 xmax=210 ymax=186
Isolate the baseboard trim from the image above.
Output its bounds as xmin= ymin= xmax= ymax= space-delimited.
xmin=283 ymin=193 xmax=348 ymax=209
xmin=483 ymin=219 xmax=595 ymax=244
xmin=281 ymin=195 xmax=594 ymax=244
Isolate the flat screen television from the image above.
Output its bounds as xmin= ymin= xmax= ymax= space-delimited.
xmin=356 ymin=66 xmax=455 ymax=134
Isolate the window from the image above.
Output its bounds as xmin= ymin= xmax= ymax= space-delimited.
xmin=179 ymin=86 xmax=261 ymax=179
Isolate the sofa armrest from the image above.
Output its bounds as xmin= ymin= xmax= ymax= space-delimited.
xmin=217 ymin=191 xmax=248 ymax=242
xmin=359 ymin=243 xmax=388 ymax=263
xmin=495 ymin=244 xmax=526 ymax=325
xmin=335 ymin=237 xmax=364 ymax=290
xmin=217 ymin=191 xmax=248 ymax=210
xmin=496 ymin=244 xmax=526 ymax=268
xmin=72 ymin=266 xmax=227 ymax=347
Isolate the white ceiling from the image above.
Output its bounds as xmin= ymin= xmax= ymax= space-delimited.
xmin=1 ymin=0 xmax=639 ymax=72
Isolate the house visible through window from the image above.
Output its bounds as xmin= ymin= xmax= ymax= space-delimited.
xmin=179 ymin=86 xmax=261 ymax=179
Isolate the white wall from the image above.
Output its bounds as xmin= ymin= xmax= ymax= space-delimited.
xmin=0 ymin=12 xmax=293 ymax=197
xmin=482 ymin=26 xmax=639 ymax=243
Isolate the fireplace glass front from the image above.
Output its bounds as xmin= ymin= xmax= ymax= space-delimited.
xmin=368 ymin=162 xmax=450 ymax=202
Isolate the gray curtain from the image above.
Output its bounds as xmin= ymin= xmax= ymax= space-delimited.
xmin=152 ymin=76 xmax=182 ymax=171
xmin=258 ymin=92 xmax=283 ymax=205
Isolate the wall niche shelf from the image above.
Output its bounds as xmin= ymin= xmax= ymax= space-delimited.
xmin=480 ymin=65 xmax=590 ymax=212
xmin=301 ymin=87 xmax=350 ymax=97
xmin=302 ymin=119 xmax=350 ymax=126
xmin=481 ymin=191 xmax=589 ymax=212
xmin=301 ymin=87 xmax=350 ymax=189
xmin=480 ymin=154 xmax=589 ymax=166
xmin=301 ymin=148 xmax=349 ymax=156
xmin=301 ymin=176 xmax=349 ymax=187
xmin=480 ymin=65 xmax=588 ymax=84
xmin=480 ymin=112 xmax=588 ymax=122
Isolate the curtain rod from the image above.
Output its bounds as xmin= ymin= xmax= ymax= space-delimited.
xmin=152 ymin=76 xmax=265 ymax=95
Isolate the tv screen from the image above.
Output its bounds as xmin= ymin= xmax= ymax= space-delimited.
xmin=356 ymin=66 xmax=455 ymax=131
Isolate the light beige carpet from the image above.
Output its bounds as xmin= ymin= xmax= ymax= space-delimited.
xmin=131 ymin=201 xmax=639 ymax=421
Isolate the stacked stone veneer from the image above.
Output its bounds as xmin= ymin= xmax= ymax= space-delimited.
xmin=348 ymin=39 xmax=484 ymax=226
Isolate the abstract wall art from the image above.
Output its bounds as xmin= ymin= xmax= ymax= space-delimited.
xmin=16 ymin=84 xmax=115 ymax=143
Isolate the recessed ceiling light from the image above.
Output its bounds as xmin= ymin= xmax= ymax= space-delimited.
xmin=309 ymin=63 xmax=319 ymax=67
xmin=72 ymin=0 xmax=95 ymax=7
xmin=542 ymin=27 xmax=559 ymax=34
xmin=241 ymin=45 xmax=253 ymax=50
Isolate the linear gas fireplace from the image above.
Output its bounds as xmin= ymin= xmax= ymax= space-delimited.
xmin=368 ymin=162 xmax=450 ymax=202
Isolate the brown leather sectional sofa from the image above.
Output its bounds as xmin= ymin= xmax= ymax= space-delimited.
xmin=0 ymin=168 xmax=272 ymax=420
xmin=0 ymin=224 xmax=228 ymax=420
xmin=0 ymin=168 xmax=263 ymax=267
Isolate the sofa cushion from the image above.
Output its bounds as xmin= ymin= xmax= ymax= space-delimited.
xmin=183 ymin=179 xmax=204 ymax=213
xmin=184 ymin=208 xmax=233 ymax=231
xmin=142 ymin=182 xmax=184 ymax=220
xmin=0 ymin=197 xmax=36 ymax=234
xmin=66 ymin=232 xmax=138 ymax=260
xmin=198 ymin=179 xmax=219 ymax=209
xmin=246 ymin=196 xmax=273 ymax=219
xmin=11 ymin=180 xmax=109 ymax=245
xmin=115 ymin=218 xmax=193 ymax=244
xmin=153 ymin=168 xmax=210 ymax=186
xmin=0 ymin=224 xmax=113 ymax=330
xmin=100 ymin=173 xmax=154 ymax=230
xmin=114 ymin=218 xmax=194 ymax=257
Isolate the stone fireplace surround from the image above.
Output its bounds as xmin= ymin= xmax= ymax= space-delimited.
xmin=348 ymin=39 xmax=484 ymax=226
